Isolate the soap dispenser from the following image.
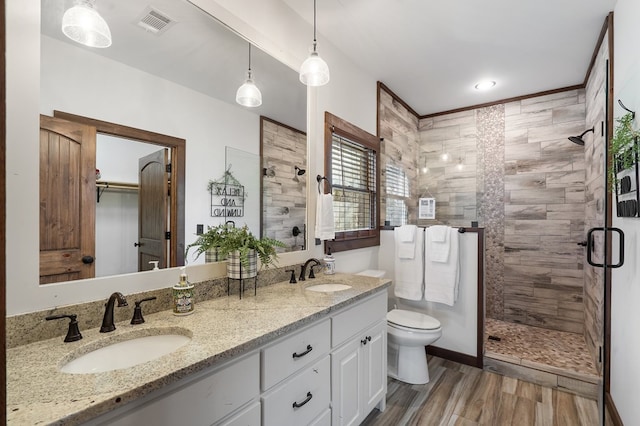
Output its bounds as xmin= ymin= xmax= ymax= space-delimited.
xmin=323 ymin=248 xmax=335 ymax=275
xmin=172 ymin=266 xmax=195 ymax=315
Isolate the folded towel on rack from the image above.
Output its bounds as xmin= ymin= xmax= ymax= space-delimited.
xmin=427 ymin=225 xmax=451 ymax=263
xmin=395 ymin=225 xmax=417 ymax=259
xmin=394 ymin=227 xmax=424 ymax=301
xmin=424 ymin=227 xmax=459 ymax=306
xmin=314 ymin=193 xmax=335 ymax=241
xmin=397 ymin=224 xmax=415 ymax=242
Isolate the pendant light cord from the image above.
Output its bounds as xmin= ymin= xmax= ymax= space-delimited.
xmin=248 ymin=43 xmax=252 ymax=73
xmin=313 ymin=0 xmax=317 ymax=51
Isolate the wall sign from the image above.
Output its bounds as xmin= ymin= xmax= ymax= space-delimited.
xmin=418 ymin=197 xmax=436 ymax=220
xmin=210 ymin=183 xmax=245 ymax=218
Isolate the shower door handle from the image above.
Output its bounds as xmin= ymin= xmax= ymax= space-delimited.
xmin=586 ymin=227 xmax=625 ymax=268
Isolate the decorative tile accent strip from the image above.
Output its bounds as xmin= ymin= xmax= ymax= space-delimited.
xmin=478 ymin=105 xmax=506 ymax=320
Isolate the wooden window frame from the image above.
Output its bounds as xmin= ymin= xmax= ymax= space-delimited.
xmin=324 ymin=112 xmax=380 ymax=253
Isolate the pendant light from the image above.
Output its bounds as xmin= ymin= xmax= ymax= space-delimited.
xmin=236 ymin=43 xmax=263 ymax=108
xmin=62 ymin=0 xmax=112 ymax=48
xmin=299 ymin=0 xmax=330 ymax=86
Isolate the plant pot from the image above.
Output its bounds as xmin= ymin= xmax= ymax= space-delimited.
xmin=227 ymin=249 xmax=257 ymax=279
xmin=205 ymin=247 xmax=227 ymax=263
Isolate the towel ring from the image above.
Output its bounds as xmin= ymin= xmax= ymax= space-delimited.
xmin=316 ymin=175 xmax=333 ymax=194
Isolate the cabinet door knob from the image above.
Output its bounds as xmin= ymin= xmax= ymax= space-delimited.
xmin=292 ymin=391 xmax=313 ymax=408
xmin=292 ymin=344 xmax=313 ymax=358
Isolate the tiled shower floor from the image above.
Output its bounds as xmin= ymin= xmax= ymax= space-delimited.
xmin=485 ymin=318 xmax=598 ymax=379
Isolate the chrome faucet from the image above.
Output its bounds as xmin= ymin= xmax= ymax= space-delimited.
xmin=299 ymin=258 xmax=322 ymax=281
xmin=100 ymin=292 xmax=128 ymax=333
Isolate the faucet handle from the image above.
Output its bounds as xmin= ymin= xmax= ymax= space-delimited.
xmin=285 ymin=269 xmax=297 ymax=284
xmin=46 ymin=314 xmax=82 ymax=343
xmin=130 ymin=297 xmax=157 ymax=325
xmin=309 ymin=264 xmax=319 ymax=279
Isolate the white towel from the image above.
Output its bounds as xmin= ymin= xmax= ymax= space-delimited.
xmin=424 ymin=228 xmax=460 ymax=306
xmin=395 ymin=225 xmax=417 ymax=259
xmin=427 ymin=225 xmax=451 ymax=263
xmin=394 ymin=227 xmax=424 ymax=300
xmin=314 ymin=193 xmax=335 ymax=241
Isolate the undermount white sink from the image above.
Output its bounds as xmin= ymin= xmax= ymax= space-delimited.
xmin=61 ymin=332 xmax=191 ymax=374
xmin=305 ymin=283 xmax=352 ymax=293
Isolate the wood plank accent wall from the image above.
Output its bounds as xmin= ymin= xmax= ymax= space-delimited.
xmin=259 ymin=117 xmax=307 ymax=251
xmin=378 ymin=84 xmax=591 ymax=335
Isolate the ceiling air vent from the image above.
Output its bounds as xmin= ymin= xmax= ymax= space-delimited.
xmin=136 ymin=7 xmax=176 ymax=35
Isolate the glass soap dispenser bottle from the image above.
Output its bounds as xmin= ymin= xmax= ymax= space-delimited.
xmin=172 ymin=266 xmax=195 ymax=315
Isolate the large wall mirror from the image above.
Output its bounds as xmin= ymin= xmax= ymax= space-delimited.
xmin=39 ymin=0 xmax=307 ymax=284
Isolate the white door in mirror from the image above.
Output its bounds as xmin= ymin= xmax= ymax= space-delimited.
xmin=61 ymin=334 xmax=191 ymax=374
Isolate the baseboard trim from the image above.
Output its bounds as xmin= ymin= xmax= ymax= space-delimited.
xmin=605 ymin=392 xmax=623 ymax=426
xmin=426 ymin=346 xmax=481 ymax=368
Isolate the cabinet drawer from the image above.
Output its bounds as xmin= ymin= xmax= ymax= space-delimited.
xmin=216 ymin=401 xmax=260 ymax=426
xmin=309 ymin=408 xmax=331 ymax=426
xmin=332 ymin=291 xmax=387 ymax=348
xmin=262 ymin=355 xmax=331 ymax=426
xmin=103 ymin=352 xmax=260 ymax=426
xmin=261 ymin=319 xmax=330 ymax=390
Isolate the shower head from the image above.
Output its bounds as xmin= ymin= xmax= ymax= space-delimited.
xmin=568 ymin=127 xmax=594 ymax=146
xmin=295 ymin=166 xmax=306 ymax=176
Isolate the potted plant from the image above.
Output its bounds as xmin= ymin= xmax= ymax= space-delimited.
xmin=185 ymin=226 xmax=228 ymax=263
xmin=609 ymin=112 xmax=640 ymax=188
xmin=215 ymin=224 xmax=286 ymax=279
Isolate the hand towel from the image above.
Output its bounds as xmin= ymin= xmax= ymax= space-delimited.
xmin=314 ymin=193 xmax=335 ymax=241
xmin=394 ymin=227 xmax=424 ymax=300
xmin=395 ymin=225 xmax=417 ymax=259
xmin=427 ymin=225 xmax=451 ymax=263
xmin=424 ymin=227 xmax=460 ymax=306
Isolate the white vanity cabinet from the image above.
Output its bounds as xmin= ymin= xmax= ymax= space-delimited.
xmin=330 ymin=292 xmax=387 ymax=426
xmin=85 ymin=289 xmax=387 ymax=426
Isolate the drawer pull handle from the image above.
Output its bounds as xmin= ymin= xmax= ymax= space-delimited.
xmin=361 ymin=336 xmax=371 ymax=345
xmin=292 ymin=344 xmax=313 ymax=358
xmin=292 ymin=391 xmax=313 ymax=409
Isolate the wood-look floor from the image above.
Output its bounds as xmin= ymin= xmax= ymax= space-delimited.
xmin=361 ymin=356 xmax=604 ymax=426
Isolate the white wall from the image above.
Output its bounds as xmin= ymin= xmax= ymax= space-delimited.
xmin=379 ymin=229 xmax=479 ymax=357
xmin=611 ymin=1 xmax=640 ymax=423
xmin=6 ymin=0 xmax=379 ymax=315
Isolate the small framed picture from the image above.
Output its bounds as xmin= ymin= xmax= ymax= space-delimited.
xmin=419 ymin=198 xmax=436 ymax=219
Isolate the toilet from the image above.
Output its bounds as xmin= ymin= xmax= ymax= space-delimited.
xmin=357 ymin=270 xmax=442 ymax=385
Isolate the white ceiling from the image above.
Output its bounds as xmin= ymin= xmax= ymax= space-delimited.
xmin=42 ymin=0 xmax=617 ymax=123
xmin=284 ymin=0 xmax=617 ymax=115
xmin=40 ymin=0 xmax=307 ymax=131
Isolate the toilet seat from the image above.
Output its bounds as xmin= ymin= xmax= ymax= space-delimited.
xmin=387 ymin=309 xmax=441 ymax=331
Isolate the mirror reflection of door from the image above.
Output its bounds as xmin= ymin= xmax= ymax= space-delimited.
xmin=138 ymin=149 xmax=169 ymax=271
xmin=39 ymin=115 xmax=96 ymax=284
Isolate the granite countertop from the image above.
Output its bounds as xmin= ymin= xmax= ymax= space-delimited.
xmin=7 ymin=273 xmax=390 ymax=425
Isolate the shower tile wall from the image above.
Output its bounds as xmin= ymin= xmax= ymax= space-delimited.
xmin=378 ymin=84 xmax=590 ymax=333
xmin=261 ymin=119 xmax=307 ymax=252
xmin=502 ymin=90 xmax=587 ymax=333
xmin=378 ymin=88 xmax=420 ymax=225
xmin=583 ymin=30 xmax=609 ymax=372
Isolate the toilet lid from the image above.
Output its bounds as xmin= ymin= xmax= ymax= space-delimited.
xmin=387 ymin=309 xmax=441 ymax=330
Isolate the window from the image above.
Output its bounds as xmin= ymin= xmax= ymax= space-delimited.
xmin=385 ymin=164 xmax=409 ymax=226
xmin=324 ymin=112 xmax=380 ymax=253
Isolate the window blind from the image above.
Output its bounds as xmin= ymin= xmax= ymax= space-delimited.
xmin=331 ymin=133 xmax=377 ymax=232
xmin=385 ymin=164 xmax=409 ymax=226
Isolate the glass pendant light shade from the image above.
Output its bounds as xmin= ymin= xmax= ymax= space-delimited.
xmin=62 ymin=0 xmax=112 ymax=48
xmin=236 ymin=71 xmax=262 ymax=107
xmin=300 ymin=0 xmax=330 ymax=87
xmin=299 ymin=50 xmax=330 ymax=86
